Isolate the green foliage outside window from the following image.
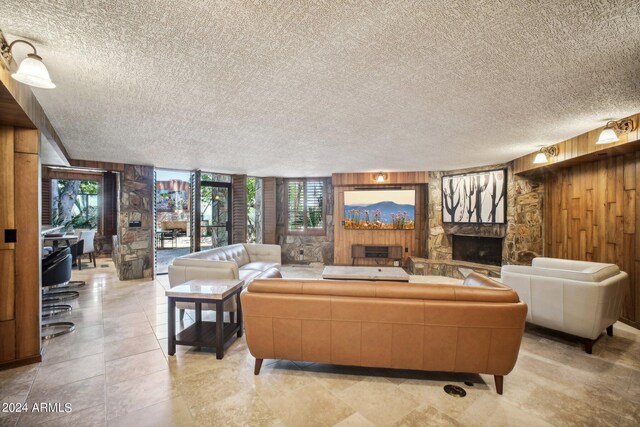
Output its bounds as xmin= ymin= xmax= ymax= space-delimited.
xmin=52 ymin=179 xmax=99 ymax=230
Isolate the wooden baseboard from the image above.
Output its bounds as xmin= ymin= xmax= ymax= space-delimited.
xmin=0 ymin=354 xmax=41 ymax=371
xmin=619 ymin=318 xmax=640 ymax=330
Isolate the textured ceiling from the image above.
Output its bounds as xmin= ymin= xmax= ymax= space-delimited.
xmin=2 ymin=0 xmax=640 ymax=176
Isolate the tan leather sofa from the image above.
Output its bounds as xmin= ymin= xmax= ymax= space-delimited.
xmin=241 ymin=273 xmax=527 ymax=394
xmin=169 ymin=243 xmax=282 ymax=316
xmin=500 ymin=257 xmax=628 ymax=353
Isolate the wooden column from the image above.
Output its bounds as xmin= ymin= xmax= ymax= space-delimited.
xmin=231 ymin=175 xmax=247 ymax=244
xmin=0 ymin=127 xmax=41 ymax=368
xmin=102 ymin=172 xmax=118 ymax=237
xmin=41 ymin=177 xmax=51 ymax=226
xmin=0 ymin=126 xmax=16 ymax=363
xmin=262 ymin=177 xmax=277 ymax=244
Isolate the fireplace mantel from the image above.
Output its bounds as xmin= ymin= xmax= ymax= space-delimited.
xmin=443 ymin=223 xmax=506 ymax=238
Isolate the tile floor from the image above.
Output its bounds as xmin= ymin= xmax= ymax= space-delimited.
xmin=1 ymin=262 xmax=639 ymax=426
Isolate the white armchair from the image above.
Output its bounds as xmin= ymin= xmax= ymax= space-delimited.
xmin=500 ymin=257 xmax=628 ymax=353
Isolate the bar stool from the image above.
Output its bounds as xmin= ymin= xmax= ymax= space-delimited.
xmin=41 ymin=250 xmax=76 ymax=339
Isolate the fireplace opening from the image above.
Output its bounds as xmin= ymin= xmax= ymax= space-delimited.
xmin=452 ymin=235 xmax=503 ymax=266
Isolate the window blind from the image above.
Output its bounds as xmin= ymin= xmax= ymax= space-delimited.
xmin=287 ymin=179 xmax=324 ymax=233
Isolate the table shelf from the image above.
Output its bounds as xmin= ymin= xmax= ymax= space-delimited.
xmin=175 ymin=321 xmax=240 ymax=348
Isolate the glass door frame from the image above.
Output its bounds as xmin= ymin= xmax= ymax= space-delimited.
xmin=193 ymin=179 xmax=232 ymax=252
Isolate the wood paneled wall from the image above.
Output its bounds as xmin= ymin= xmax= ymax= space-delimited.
xmin=514 ymin=113 xmax=640 ymax=175
xmin=43 ymin=168 xmax=103 ymax=181
xmin=102 ymin=172 xmax=118 ymax=237
xmin=68 ymin=159 xmax=125 ymax=172
xmin=1 ymin=66 xmax=69 ymax=164
xmin=545 ymin=153 xmax=640 ymax=327
xmin=0 ymin=126 xmax=41 ymax=368
xmin=333 ymin=171 xmax=427 ymax=186
xmin=41 ymin=178 xmax=51 ymax=225
xmin=332 ymin=172 xmax=427 ymax=266
xmin=262 ymin=177 xmax=277 ymax=244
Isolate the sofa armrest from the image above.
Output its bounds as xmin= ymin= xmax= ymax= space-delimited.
xmin=243 ymin=244 xmax=282 ymax=264
xmin=501 ymin=264 xmax=611 ymax=282
xmin=531 ymin=257 xmax=620 ymax=279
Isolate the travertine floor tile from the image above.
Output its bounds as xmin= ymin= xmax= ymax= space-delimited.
xmin=192 ymin=389 xmax=283 ymax=427
xmin=333 ymin=412 xmax=377 ymax=427
xmin=104 ymin=332 xmax=160 ymax=362
xmin=41 ymin=336 xmax=104 ymax=366
xmin=32 ymin=403 xmax=106 ymax=427
xmin=336 ymin=378 xmax=419 ymax=426
xmin=105 ymin=348 xmax=168 ymax=385
xmin=106 ymin=370 xmax=179 ymax=420
xmin=107 ymin=396 xmax=195 ymax=427
xmin=393 ymin=405 xmax=462 ymax=427
xmin=31 ymin=353 xmax=104 ymax=390
xmin=103 ymin=320 xmax=155 ymax=343
xmin=19 ymin=375 xmax=105 ymax=426
xmin=261 ymin=381 xmax=355 ymax=427
xmin=1 ymin=261 xmax=637 ymax=426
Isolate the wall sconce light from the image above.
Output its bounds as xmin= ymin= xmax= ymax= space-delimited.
xmin=532 ymin=145 xmax=559 ymax=164
xmin=596 ymin=118 xmax=636 ymax=145
xmin=374 ymin=172 xmax=387 ymax=183
xmin=0 ymin=34 xmax=55 ymax=89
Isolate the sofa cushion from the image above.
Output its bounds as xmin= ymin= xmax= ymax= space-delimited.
xmin=223 ymin=244 xmax=251 ymax=266
xmin=242 ymin=262 xmax=280 ymax=272
xmin=174 ymin=247 xmax=228 ymax=262
xmin=173 ymin=244 xmax=251 ymax=266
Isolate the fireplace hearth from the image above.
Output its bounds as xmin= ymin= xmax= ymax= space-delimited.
xmin=452 ymin=235 xmax=503 ymax=266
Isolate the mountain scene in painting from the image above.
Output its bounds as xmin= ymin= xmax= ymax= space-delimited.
xmin=344 ymin=190 xmax=415 ymax=230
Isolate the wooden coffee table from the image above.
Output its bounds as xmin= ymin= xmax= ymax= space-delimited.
xmin=322 ymin=266 xmax=410 ymax=282
xmin=166 ymin=279 xmax=244 ymax=359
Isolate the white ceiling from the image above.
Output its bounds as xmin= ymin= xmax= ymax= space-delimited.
xmin=2 ymin=1 xmax=640 ymax=177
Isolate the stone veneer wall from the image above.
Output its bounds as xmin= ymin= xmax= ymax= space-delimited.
xmin=275 ymin=177 xmax=334 ymax=264
xmin=117 ymin=165 xmax=154 ymax=280
xmin=428 ymin=162 xmax=543 ymax=266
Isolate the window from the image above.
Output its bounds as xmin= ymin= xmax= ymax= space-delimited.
xmin=51 ymin=179 xmax=100 ymax=230
xmin=286 ymin=179 xmax=325 ymax=234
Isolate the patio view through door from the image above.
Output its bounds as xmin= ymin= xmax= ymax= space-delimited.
xmin=199 ymin=181 xmax=231 ymax=250
xmin=154 ymin=169 xmax=192 ymax=275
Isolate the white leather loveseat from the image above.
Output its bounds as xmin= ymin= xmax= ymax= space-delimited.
xmin=500 ymin=257 xmax=627 ymax=353
xmin=168 ymin=243 xmax=282 ymax=317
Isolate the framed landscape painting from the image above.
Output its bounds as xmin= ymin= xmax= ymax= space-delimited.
xmin=344 ymin=189 xmax=415 ymax=230
xmin=441 ymin=169 xmax=507 ymax=224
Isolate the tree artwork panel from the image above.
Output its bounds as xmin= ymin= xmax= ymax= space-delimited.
xmin=442 ymin=170 xmax=506 ymax=224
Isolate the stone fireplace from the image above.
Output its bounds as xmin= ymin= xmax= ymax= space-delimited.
xmin=409 ymin=164 xmax=544 ymax=279
xmin=452 ymin=235 xmax=503 ymax=266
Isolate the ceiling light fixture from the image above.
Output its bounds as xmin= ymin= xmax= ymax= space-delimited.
xmin=375 ymin=172 xmax=386 ymax=183
xmin=0 ymin=35 xmax=55 ymax=89
xmin=596 ymin=118 xmax=636 ymax=145
xmin=532 ymin=145 xmax=558 ymax=165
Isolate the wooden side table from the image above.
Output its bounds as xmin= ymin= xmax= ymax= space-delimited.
xmin=166 ymin=279 xmax=244 ymax=359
